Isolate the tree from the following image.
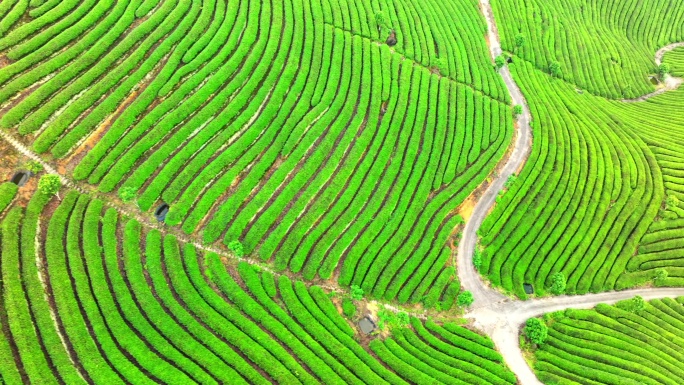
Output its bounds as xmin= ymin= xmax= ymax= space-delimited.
xmin=616 ymin=296 xmax=645 ymax=313
xmin=342 ymin=298 xmax=356 ymax=318
xmin=24 ymin=161 xmax=43 ymax=174
xmin=119 ymin=186 xmax=137 ymax=202
xmin=513 ymin=104 xmax=523 ymax=116
xmin=473 ymin=249 xmax=482 ymax=271
xmin=495 ymin=55 xmax=506 ymax=69
xmin=658 ymin=63 xmax=671 ymax=78
xmin=514 ymin=33 xmax=525 ymax=49
xmin=549 ymin=272 xmax=566 ymax=295
xmin=228 ymin=240 xmax=244 ymax=257
xmin=38 ymin=174 xmax=61 ymax=198
xmin=524 ymin=318 xmax=548 ymax=345
xmin=549 ymin=61 xmax=562 ymax=77
xmin=350 ymin=285 xmax=364 ymax=300
xmin=457 ymin=291 xmax=474 ymax=307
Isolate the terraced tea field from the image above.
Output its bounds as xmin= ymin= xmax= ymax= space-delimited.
xmin=2 ymin=0 xmax=684 ymax=384
xmin=531 ymin=297 xmax=684 ymax=385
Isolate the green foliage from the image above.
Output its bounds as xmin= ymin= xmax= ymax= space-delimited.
xmin=118 ymin=186 xmax=137 ymax=202
xmin=0 ymin=183 xmax=19 ymax=212
xmin=473 ymin=249 xmax=482 ymax=271
xmin=658 ymin=63 xmax=671 ymax=78
xmin=549 ymin=272 xmax=566 ymax=295
xmin=37 ymin=174 xmax=61 ymax=197
xmin=524 ymin=318 xmax=548 ymax=345
xmin=342 ymin=298 xmax=356 ymax=318
xmin=24 ymin=161 xmax=43 ymax=173
xmin=549 ymin=61 xmax=561 ymax=77
xmin=350 ymin=285 xmax=364 ymax=301
xmin=495 ymin=55 xmax=506 ymax=69
xmin=377 ymin=309 xmax=409 ymax=331
xmin=616 ymin=296 xmax=646 ymax=313
xmin=514 ymin=33 xmax=525 ymax=48
xmin=513 ymin=104 xmax=523 ymax=116
xmin=504 ymin=173 xmax=517 ymax=189
xmin=457 ymin=291 xmax=474 ymax=307
xmin=227 ymin=240 xmax=244 ymax=257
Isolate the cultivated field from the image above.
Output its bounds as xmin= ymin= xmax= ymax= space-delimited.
xmin=2 ymin=0 xmax=684 ymax=384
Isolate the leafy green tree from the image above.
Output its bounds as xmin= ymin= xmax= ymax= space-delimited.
xmin=513 ymin=104 xmax=523 ymax=116
xmin=658 ymin=63 xmax=671 ymax=78
xmin=38 ymin=174 xmax=61 ymax=198
xmin=119 ymin=186 xmax=137 ymax=202
xmin=457 ymin=291 xmax=474 ymax=307
xmin=342 ymin=298 xmax=356 ymax=318
xmin=616 ymin=296 xmax=645 ymax=313
xmin=514 ymin=33 xmax=525 ymax=49
xmin=549 ymin=272 xmax=566 ymax=295
xmin=654 ymin=268 xmax=668 ymax=285
xmin=495 ymin=55 xmax=506 ymax=69
xmin=549 ymin=61 xmax=562 ymax=77
xmin=473 ymin=249 xmax=482 ymax=271
xmin=524 ymin=318 xmax=548 ymax=345
xmin=350 ymin=285 xmax=364 ymax=300
xmin=24 ymin=161 xmax=43 ymax=174
xmin=228 ymin=240 xmax=245 ymax=257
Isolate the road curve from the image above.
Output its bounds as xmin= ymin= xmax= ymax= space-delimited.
xmin=468 ymin=288 xmax=684 ymax=385
xmin=468 ymin=3 xmax=684 ymax=384
xmin=456 ymin=0 xmax=533 ymax=310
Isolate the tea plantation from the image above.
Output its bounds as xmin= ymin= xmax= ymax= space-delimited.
xmin=2 ymin=0 xmax=684 ymax=384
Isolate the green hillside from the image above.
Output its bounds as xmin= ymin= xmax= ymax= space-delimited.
xmin=530 ymin=297 xmax=684 ymax=385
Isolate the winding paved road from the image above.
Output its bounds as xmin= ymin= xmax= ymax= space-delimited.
xmin=460 ymin=1 xmax=684 ymax=384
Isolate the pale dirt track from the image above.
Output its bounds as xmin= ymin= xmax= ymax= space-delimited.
xmin=462 ymin=1 xmax=684 ymax=383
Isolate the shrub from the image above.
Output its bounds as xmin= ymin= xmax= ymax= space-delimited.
xmin=524 ymin=318 xmax=548 ymax=345
xmin=350 ymin=285 xmax=364 ymax=300
xmin=457 ymin=291 xmax=474 ymax=307
xmin=342 ymin=298 xmax=356 ymax=318
xmin=549 ymin=272 xmax=566 ymax=295
xmin=377 ymin=309 xmax=409 ymax=330
xmin=227 ymin=240 xmax=244 ymax=257
xmin=473 ymin=250 xmax=482 ymax=271
xmin=514 ymin=33 xmax=525 ymax=48
xmin=24 ymin=161 xmax=43 ymax=173
xmin=495 ymin=55 xmax=506 ymax=69
xmin=38 ymin=174 xmax=61 ymax=197
xmin=658 ymin=63 xmax=671 ymax=78
xmin=549 ymin=61 xmax=561 ymax=77
xmin=118 ymin=186 xmax=137 ymax=202
xmin=616 ymin=296 xmax=645 ymax=313
xmin=513 ymin=104 xmax=523 ymax=116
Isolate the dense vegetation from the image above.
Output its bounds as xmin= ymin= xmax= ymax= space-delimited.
xmin=0 ymin=0 xmax=513 ymax=304
xmin=531 ymin=297 xmax=684 ymax=385
xmin=371 ymin=317 xmax=516 ymax=385
xmin=491 ymin=0 xmax=684 ymax=98
xmin=0 ymin=187 xmax=510 ymax=384
xmin=663 ymin=47 xmax=684 ymax=77
xmin=479 ymin=57 xmax=684 ymax=298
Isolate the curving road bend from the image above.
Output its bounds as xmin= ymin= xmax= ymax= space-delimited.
xmin=457 ymin=0 xmax=533 ymax=310
xmin=465 ymin=1 xmax=684 ymax=384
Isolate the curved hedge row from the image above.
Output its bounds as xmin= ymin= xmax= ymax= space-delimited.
xmin=532 ymin=297 xmax=684 ymax=385
xmin=370 ymin=317 xmax=516 ymax=385
xmin=491 ymin=0 xmax=684 ymax=99
xmin=0 ymin=0 xmax=513 ymax=304
xmin=662 ymin=47 xmax=684 ymax=77
xmin=0 ymin=189 xmax=512 ymax=383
